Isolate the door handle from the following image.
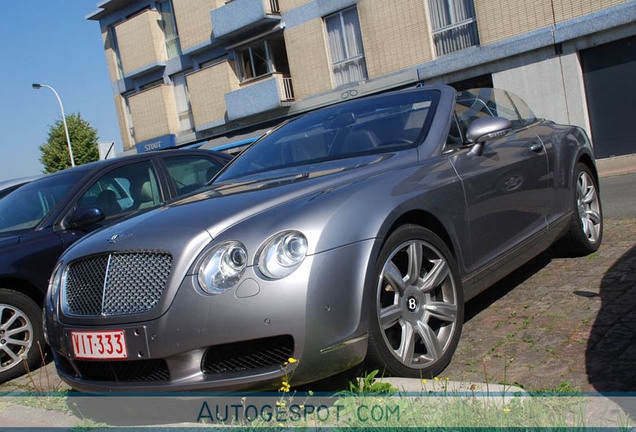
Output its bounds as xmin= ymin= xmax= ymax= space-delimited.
xmin=530 ymin=142 xmax=543 ymax=153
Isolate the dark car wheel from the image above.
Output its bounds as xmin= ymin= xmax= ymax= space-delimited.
xmin=366 ymin=225 xmax=464 ymax=378
xmin=0 ymin=289 xmax=44 ymax=383
xmin=559 ymin=163 xmax=603 ymax=256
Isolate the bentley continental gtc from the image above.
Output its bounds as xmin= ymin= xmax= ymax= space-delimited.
xmin=44 ymin=85 xmax=602 ymax=391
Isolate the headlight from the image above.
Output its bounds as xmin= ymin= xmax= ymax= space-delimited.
xmin=257 ymin=231 xmax=308 ymax=279
xmin=197 ymin=241 xmax=248 ymax=294
xmin=47 ymin=261 xmax=64 ymax=303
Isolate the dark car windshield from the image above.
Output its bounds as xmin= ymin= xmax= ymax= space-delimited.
xmin=0 ymin=170 xmax=86 ymax=235
xmin=218 ymin=90 xmax=440 ymax=181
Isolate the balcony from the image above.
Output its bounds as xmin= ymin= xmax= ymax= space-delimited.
xmin=115 ymin=9 xmax=168 ymax=77
xmin=225 ymin=73 xmax=294 ymax=120
xmin=432 ymin=18 xmax=479 ymax=56
xmin=211 ymin=0 xmax=281 ymax=40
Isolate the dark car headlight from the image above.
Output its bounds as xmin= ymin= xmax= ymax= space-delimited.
xmin=257 ymin=231 xmax=308 ymax=279
xmin=47 ymin=261 xmax=64 ymax=304
xmin=197 ymin=241 xmax=248 ymax=294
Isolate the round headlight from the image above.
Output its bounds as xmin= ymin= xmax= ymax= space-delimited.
xmin=197 ymin=241 xmax=247 ymax=294
xmin=257 ymin=231 xmax=308 ymax=279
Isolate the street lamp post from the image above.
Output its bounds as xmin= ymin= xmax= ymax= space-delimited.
xmin=32 ymin=83 xmax=75 ymax=167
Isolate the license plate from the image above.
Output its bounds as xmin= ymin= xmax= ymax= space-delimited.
xmin=71 ymin=330 xmax=128 ymax=359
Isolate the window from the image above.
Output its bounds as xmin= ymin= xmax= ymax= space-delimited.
xmin=163 ymin=156 xmax=224 ymax=196
xmin=324 ymin=7 xmax=367 ymax=87
xmin=122 ymin=93 xmax=136 ymax=145
xmin=171 ymin=72 xmax=194 ymax=132
xmin=428 ymin=0 xmax=479 ymax=56
xmin=157 ymin=0 xmax=181 ymax=59
xmin=76 ymin=162 xmax=161 ymax=219
xmin=455 ymin=88 xmax=522 ymax=136
xmin=236 ymin=35 xmax=290 ymax=82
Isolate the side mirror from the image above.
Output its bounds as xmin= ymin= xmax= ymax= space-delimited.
xmin=66 ymin=206 xmax=105 ymax=230
xmin=466 ymin=117 xmax=512 ymax=156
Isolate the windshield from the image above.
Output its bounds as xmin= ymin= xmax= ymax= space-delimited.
xmin=218 ymin=89 xmax=440 ymax=181
xmin=0 ymin=170 xmax=86 ymax=235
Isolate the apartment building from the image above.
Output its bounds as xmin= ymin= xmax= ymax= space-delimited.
xmin=88 ymin=0 xmax=636 ymax=159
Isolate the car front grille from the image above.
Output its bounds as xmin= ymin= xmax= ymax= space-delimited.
xmin=201 ymin=335 xmax=294 ymax=375
xmin=62 ymin=251 xmax=172 ymax=317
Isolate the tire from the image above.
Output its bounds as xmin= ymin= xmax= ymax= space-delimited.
xmin=366 ymin=225 xmax=464 ymax=378
xmin=558 ymin=163 xmax=603 ymax=256
xmin=0 ymin=289 xmax=44 ymax=383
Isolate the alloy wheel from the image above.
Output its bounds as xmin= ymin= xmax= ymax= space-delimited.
xmin=577 ymin=171 xmax=601 ymax=243
xmin=0 ymin=304 xmax=33 ymax=373
xmin=376 ymin=240 xmax=459 ymax=369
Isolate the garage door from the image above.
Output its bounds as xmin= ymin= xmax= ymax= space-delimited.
xmin=580 ymin=35 xmax=636 ymax=159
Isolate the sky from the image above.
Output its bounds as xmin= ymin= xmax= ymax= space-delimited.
xmin=0 ymin=1 xmax=122 ymax=182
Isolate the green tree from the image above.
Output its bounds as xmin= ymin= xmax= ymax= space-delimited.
xmin=39 ymin=113 xmax=99 ymax=173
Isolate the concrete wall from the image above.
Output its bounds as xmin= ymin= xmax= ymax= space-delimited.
xmin=284 ymin=18 xmax=332 ymax=99
xmin=128 ymin=85 xmax=179 ymax=142
xmin=476 ymin=0 xmax=632 ymax=45
xmin=172 ymin=0 xmax=216 ymax=51
xmin=358 ymin=0 xmax=435 ymax=78
xmin=186 ymin=60 xmax=240 ymax=127
xmin=492 ymin=49 xmax=591 ymax=135
xmin=115 ymin=9 xmax=167 ymax=75
xmin=279 ymin=0 xmax=312 ymax=12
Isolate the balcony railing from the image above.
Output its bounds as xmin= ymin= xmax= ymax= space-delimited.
xmin=268 ymin=0 xmax=280 ymax=13
xmin=281 ymin=77 xmax=294 ymax=101
xmin=432 ymin=18 xmax=479 ymax=56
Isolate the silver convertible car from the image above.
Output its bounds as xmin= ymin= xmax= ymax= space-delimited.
xmin=44 ymin=85 xmax=602 ymax=391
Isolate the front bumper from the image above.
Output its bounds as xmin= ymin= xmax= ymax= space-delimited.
xmin=45 ymin=240 xmax=377 ymax=392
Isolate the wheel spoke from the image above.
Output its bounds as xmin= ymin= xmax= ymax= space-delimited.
xmin=6 ymin=338 xmax=29 ymax=347
xmin=1 ymin=312 xmax=19 ymax=330
xmin=397 ymin=321 xmax=415 ymax=364
xmin=586 ymin=219 xmax=598 ymax=242
xmin=581 ymin=186 xmax=596 ymax=204
xmin=420 ymin=259 xmax=449 ymax=293
xmin=416 ymin=320 xmax=442 ymax=362
xmin=578 ymin=174 xmax=588 ymax=197
xmin=424 ymin=302 xmax=457 ymax=322
xmin=586 ymin=209 xmax=601 ymax=224
xmin=379 ymin=304 xmax=402 ymax=330
xmin=6 ymin=325 xmax=30 ymax=337
xmin=383 ymin=262 xmax=406 ymax=295
xmin=0 ymin=345 xmax=20 ymax=364
xmin=406 ymin=242 xmax=423 ymax=285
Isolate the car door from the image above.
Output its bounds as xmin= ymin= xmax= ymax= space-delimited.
xmin=448 ymin=89 xmax=551 ymax=277
xmin=56 ymin=160 xmax=165 ymax=249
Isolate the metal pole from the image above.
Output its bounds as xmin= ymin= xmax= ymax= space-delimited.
xmin=33 ymin=84 xmax=75 ymax=167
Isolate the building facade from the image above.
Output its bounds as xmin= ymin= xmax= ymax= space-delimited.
xmin=88 ymin=0 xmax=636 ymax=159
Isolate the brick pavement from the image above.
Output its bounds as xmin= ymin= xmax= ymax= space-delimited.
xmin=443 ymin=217 xmax=636 ymax=393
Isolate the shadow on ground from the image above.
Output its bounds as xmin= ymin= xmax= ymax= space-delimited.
xmin=587 ymin=244 xmax=636 ymax=417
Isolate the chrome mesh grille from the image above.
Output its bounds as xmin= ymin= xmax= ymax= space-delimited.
xmin=63 ymin=251 xmax=172 ymax=317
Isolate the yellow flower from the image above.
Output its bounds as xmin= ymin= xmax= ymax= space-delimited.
xmin=299 ymin=405 xmax=304 ymax=409
xmin=445 ymin=377 xmax=450 ymax=381
xmin=434 ymin=377 xmax=439 ymax=381
xmin=278 ymin=423 xmax=284 ymax=427
xmin=503 ymin=408 xmax=511 ymax=413
xmin=287 ymin=358 xmax=298 ymax=364
xmin=308 ymin=390 xmax=314 ymax=396
xmin=422 ymin=379 xmax=427 ymax=384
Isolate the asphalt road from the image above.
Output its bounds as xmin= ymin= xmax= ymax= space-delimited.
xmin=600 ymin=173 xmax=636 ymax=218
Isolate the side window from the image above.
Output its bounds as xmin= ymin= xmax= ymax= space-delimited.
xmin=506 ymin=91 xmax=537 ymax=126
xmin=76 ymin=162 xmax=161 ymax=219
xmin=455 ymin=88 xmax=522 ymax=136
xmin=163 ymin=156 xmax=224 ymax=197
